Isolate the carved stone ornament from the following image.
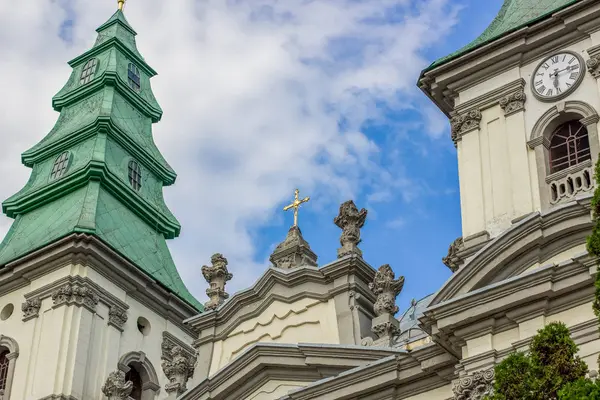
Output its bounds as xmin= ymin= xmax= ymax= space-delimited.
xmin=108 ymin=306 xmax=128 ymax=331
xmin=22 ymin=297 xmax=42 ymax=321
xmin=450 ymin=109 xmax=482 ymax=144
xmin=161 ymin=346 xmax=195 ymax=395
xmin=499 ymin=90 xmax=526 ymax=115
xmin=453 ymin=368 xmax=495 ymax=400
xmin=334 ymin=200 xmax=368 ymax=258
xmin=587 ymin=55 xmax=600 ymax=79
xmin=442 ymin=237 xmax=464 ymax=273
xmin=201 ymin=253 xmax=233 ymax=311
xmin=101 ymin=370 xmax=133 ymax=400
xmin=369 ymin=264 xmax=405 ymax=316
xmin=51 ymin=283 xmax=99 ymax=312
xmin=269 ymin=226 xmax=318 ymax=269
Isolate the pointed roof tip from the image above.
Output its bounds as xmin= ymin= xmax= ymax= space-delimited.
xmin=96 ymin=8 xmax=137 ymax=35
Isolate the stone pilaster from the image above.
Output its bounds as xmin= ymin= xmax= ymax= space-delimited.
xmin=161 ymin=346 xmax=196 ymax=397
xmin=21 ymin=297 xmax=41 ymax=321
xmin=101 ymin=370 xmax=133 ymax=400
xmin=499 ymin=90 xmax=526 ymax=116
xmin=334 ymin=200 xmax=368 ymax=258
xmin=450 ymin=109 xmax=482 ymax=145
xmin=201 ymin=253 xmax=233 ymax=311
xmin=269 ymin=226 xmax=318 ymax=269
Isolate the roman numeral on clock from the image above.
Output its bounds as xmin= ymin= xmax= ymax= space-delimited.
xmin=538 ymin=85 xmax=547 ymax=94
xmin=551 ymin=56 xmax=559 ymax=64
xmin=570 ymin=73 xmax=579 ymax=80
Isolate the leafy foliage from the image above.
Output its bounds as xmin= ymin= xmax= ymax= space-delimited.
xmin=587 ymin=157 xmax=600 ymax=326
xmin=558 ymin=378 xmax=600 ymax=399
xmin=486 ymin=322 xmax=587 ymax=400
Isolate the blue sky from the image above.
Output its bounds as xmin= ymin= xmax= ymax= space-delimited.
xmin=0 ymin=0 xmax=506 ymax=312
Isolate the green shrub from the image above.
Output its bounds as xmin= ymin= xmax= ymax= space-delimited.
xmin=559 ymin=378 xmax=600 ymax=399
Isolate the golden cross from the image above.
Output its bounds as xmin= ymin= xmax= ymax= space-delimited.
xmin=283 ymin=189 xmax=310 ymax=227
xmin=118 ymin=0 xmax=126 ymax=11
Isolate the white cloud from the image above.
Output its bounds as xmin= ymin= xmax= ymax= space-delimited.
xmin=0 ymin=0 xmax=458 ymax=299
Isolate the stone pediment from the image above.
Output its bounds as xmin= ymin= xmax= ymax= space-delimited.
xmin=186 ymin=255 xmax=379 ymax=377
xmin=182 ymin=341 xmax=455 ymax=400
xmin=429 ymin=196 xmax=592 ymax=308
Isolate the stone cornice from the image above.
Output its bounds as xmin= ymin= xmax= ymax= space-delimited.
xmin=22 ymin=275 xmax=128 ymax=325
xmin=183 ymin=343 xmax=405 ymax=400
xmin=428 ymin=195 xmax=592 ymax=305
xmin=0 ymin=233 xmax=197 ymax=336
xmin=183 ymin=342 xmax=454 ymax=400
xmin=186 ymin=255 xmax=377 ymax=340
xmin=418 ymin=0 xmax=599 ymax=116
xmin=455 ymin=79 xmax=526 ymax=115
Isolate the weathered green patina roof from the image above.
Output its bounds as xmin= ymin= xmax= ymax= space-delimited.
xmin=426 ymin=0 xmax=581 ymax=70
xmin=0 ymin=10 xmax=202 ymax=311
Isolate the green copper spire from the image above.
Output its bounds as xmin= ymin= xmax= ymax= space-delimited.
xmin=426 ymin=0 xmax=580 ymax=70
xmin=0 ymin=10 xmax=202 ymax=310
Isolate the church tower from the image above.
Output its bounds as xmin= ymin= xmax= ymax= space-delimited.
xmin=419 ymin=0 xmax=600 ymax=389
xmin=0 ymin=6 xmax=201 ymax=400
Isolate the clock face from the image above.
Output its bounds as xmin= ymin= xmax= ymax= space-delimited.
xmin=531 ymin=52 xmax=584 ymax=101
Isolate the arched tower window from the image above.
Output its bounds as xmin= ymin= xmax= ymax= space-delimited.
xmin=125 ymin=365 xmax=143 ymax=400
xmin=549 ymin=120 xmax=591 ymax=174
xmin=50 ymin=151 xmax=71 ymax=180
xmin=117 ymin=351 xmax=160 ymax=400
xmin=0 ymin=336 xmax=19 ymax=400
xmin=128 ymin=63 xmax=141 ymax=92
xmin=79 ymin=58 xmax=98 ymax=85
xmin=0 ymin=350 xmax=9 ymax=392
xmin=128 ymin=160 xmax=142 ymax=191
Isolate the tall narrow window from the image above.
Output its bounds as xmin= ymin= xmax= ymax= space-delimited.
xmin=125 ymin=366 xmax=142 ymax=400
xmin=0 ymin=350 xmax=9 ymax=392
xmin=80 ymin=58 xmax=98 ymax=85
xmin=50 ymin=152 xmax=71 ymax=180
xmin=128 ymin=160 xmax=142 ymax=191
xmin=128 ymin=63 xmax=141 ymax=92
xmin=549 ymin=120 xmax=591 ymax=174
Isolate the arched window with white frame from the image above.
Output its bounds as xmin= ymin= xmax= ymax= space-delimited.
xmin=0 ymin=335 xmax=19 ymax=400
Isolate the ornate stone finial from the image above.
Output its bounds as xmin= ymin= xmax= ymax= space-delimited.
xmin=161 ymin=346 xmax=195 ymax=395
xmin=587 ymin=55 xmax=600 ymax=79
xmin=368 ymin=265 xmax=405 ymax=345
xmin=201 ymin=253 xmax=233 ymax=311
xmin=442 ymin=237 xmax=464 ymax=273
xmin=450 ymin=109 xmax=482 ymax=145
xmin=370 ymin=264 xmax=404 ymax=316
xmin=499 ymin=91 xmax=526 ymax=115
xmin=118 ymin=0 xmax=126 ymax=11
xmin=452 ymin=368 xmax=495 ymax=400
xmin=270 ymin=226 xmax=318 ymax=269
xmin=334 ymin=200 xmax=367 ymax=258
xmin=101 ymin=370 xmax=133 ymax=400
xmin=283 ymin=188 xmax=310 ymax=228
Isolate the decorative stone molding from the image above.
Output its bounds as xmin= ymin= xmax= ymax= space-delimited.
xmin=442 ymin=237 xmax=464 ymax=273
xmin=499 ymin=90 xmax=526 ymax=116
xmin=51 ymin=283 xmax=99 ymax=312
xmin=101 ymin=370 xmax=133 ymax=400
xmin=202 ymin=253 xmax=233 ymax=311
xmin=368 ymin=264 xmax=404 ymax=345
xmin=21 ymin=297 xmax=41 ymax=321
xmin=269 ymin=226 xmax=318 ymax=269
xmin=450 ymin=109 xmax=482 ymax=144
xmin=587 ymin=55 xmax=600 ymax=79
xmin=334 ymin=200 xmax=368 ymax=258
xmin=23 ymin=275 xmax=129 ymax=326
xmin=161 ymin=346 xmax=195 ymax=395
xmin=108 ymin=306 xmax=128 ymax=331
xmin=452 ymin=368 xmax=494 ymax=400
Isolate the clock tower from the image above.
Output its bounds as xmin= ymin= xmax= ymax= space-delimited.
xmin=418 ymin=0 xmax=600 ymax=387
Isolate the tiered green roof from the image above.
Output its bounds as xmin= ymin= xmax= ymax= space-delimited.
xmin=0 ymin=10 xmax=202 ymax=310
xmin=427 ymin=0 xmax=581 ymax=70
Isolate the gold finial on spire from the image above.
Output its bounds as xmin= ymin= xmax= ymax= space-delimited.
xmin=283 ymin=189 xmax=310 ymax=228
xmin=118 ymin=0 xmax=126 ymax=11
